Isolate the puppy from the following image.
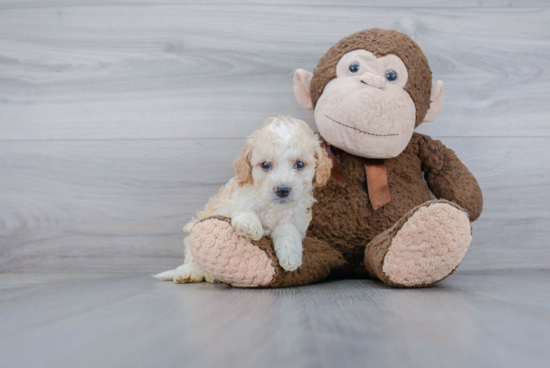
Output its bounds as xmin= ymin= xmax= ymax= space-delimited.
xmin=154 ymin=116 xmax=332 ymax=283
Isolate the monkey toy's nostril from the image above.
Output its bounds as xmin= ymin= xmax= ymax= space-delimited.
xmin=275 ymin=186 xmax=291 ymax=198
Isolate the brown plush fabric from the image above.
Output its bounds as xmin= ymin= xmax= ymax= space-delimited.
xmin=310 ymin=28 xmax=432 ymax=127
xmin=251 ymin=235 xmax=346 ymax=288
xmin=309 ymin=133 xmax=483 ymax=277
xmin=417 ymin=135 xmax=483 ymax=220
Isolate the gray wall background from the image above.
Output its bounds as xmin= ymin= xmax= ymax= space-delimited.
xmin=1 ymin=1 xmax=549 ymax=273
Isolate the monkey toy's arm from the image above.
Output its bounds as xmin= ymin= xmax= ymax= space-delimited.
xmin=415 ymin=133 xmax=483 ymax=221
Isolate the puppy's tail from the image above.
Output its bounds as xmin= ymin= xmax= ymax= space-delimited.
xmin=152 ymin=269 xmax=176 ymax=281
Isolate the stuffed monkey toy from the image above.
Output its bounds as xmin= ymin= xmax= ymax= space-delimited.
xmin=188 ymin=29 xmax=483 ymax=288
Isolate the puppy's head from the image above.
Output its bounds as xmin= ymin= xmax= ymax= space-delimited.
xmin=234 ymin=116 xmax=332 ymax=208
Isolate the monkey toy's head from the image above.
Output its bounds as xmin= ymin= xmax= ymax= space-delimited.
xmin=294 ymin=29 xmax=445 ymax=159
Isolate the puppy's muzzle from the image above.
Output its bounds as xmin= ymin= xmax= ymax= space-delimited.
xmin=275 ymin=185 xmax=291 ymax=198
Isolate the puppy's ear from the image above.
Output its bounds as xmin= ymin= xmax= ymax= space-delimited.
xmin=313 ymin=145 xmax=333 ymax=187
xmin=234 ymin=147 xmax=253 ymax=186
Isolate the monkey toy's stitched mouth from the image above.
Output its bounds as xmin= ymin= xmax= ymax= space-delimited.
xmin=324 ymin=115 xmax=399 ymax=137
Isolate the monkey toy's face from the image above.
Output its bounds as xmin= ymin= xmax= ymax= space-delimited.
xmin=293 ymin=29 xmax=445 ymax=160
xmin=314 ymin=50 xmax=415 ymax=158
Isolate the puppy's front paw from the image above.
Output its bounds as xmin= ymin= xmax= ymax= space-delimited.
xmin=277 ymin=247 xmax=302 ymax=272
xmin=232 ymin=213 xmax=264 ymax=241
xmin=173 ymin=263 xmax=205 ymax=284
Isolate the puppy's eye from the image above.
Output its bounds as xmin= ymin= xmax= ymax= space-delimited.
xmin=384 ymin=69 xmax=398 ymax=82
xmin=348 ymin=61 xmax=360 ymax=74
xmin=260 ymin=162 xmax=271 ymax=170
xmin=295 ymin=161 xmax=306 ymax=170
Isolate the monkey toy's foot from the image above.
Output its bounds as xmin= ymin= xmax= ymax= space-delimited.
xmin=365 ymin=200 xmax=472 ymax=287
xmin=190 ymin=216 xmax=346 ymax=288
xmin=189 ymin=217 xmax=276 ymax=288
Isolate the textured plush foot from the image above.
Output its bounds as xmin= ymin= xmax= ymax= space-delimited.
xmin=173 ymin=263 xmax=205 ymax=284
xmin=189 ymin=218 xmax=275 ymax=287
xmin=382 ymin=202 xmax=472 ymax=287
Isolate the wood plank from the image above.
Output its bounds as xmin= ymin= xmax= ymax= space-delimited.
xmin=1 ymin=5 xmax=549 ymax=140
xmin=1 ymin=271 xmax=550 ymax=368
xmin=1 ymin=1 xmax=548 ymax=9
xmin=1 ymin=137 xmax=548 ymax=273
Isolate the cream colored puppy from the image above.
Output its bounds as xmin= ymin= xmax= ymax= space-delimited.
xmin=154 ymin=116 xmax=332 ymax=284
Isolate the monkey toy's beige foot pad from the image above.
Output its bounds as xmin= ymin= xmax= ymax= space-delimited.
xmin=189 ymin=217 xmax=275 ymax=288
xmin=379 ymin=201 xmax=472 ymax=287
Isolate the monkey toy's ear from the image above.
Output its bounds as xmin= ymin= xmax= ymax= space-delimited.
xmin=423 ymin=80 xmax=445 ymax=122
xmin=293 ymin=69 xmax=314 ymax=110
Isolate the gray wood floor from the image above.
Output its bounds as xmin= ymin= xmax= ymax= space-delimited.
xmin=1 ymin=270 xmax=550 ymax=368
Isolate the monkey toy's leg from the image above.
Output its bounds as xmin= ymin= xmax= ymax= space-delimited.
xmin=364 ymin=200 xmax=472 ymax=287
xmin=189 ymin=216 xmax=346 ymax=288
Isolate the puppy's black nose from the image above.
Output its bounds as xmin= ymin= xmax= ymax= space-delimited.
xmin=275 ymin=186 xmax=290 ymax=198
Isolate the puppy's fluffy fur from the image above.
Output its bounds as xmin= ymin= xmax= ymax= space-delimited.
xmin=154 ymin=116 xmax=332 ymax=283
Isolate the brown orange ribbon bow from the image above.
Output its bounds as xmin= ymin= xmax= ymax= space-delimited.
xmin=363 ymin=158 xmax=391 ymax=211
xmin=325 ymin=143 xmax=391 ymax=211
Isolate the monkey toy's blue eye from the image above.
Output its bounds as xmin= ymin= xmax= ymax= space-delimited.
xmin=348 ymin=61 xmax=360 ymax=74
xmin=385 ymin=69 xmax=398 ymax=82
xmin=295 ymin=161 xmax=306 ymax=170
xmin=261 ymin=162 xmax=271 ymax=170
